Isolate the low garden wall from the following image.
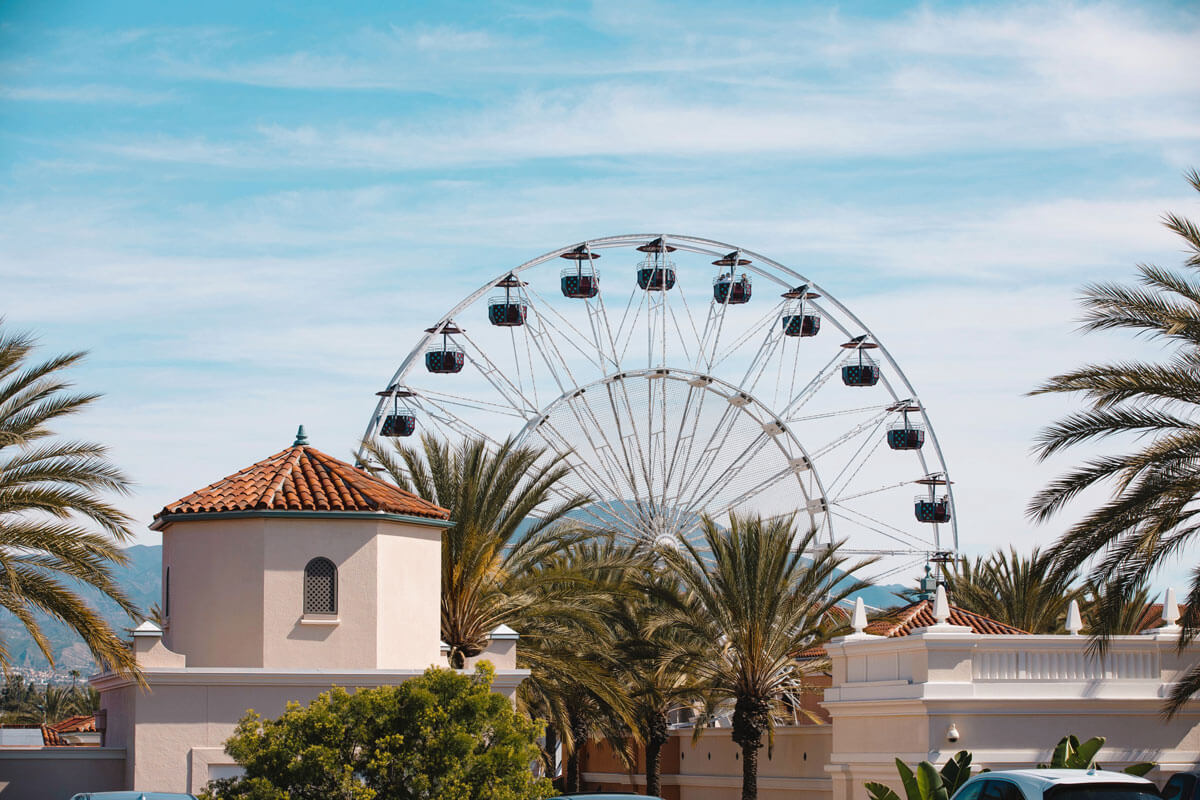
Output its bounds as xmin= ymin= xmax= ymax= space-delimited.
xmin=0 ymin=746 xmax=125 ymax=800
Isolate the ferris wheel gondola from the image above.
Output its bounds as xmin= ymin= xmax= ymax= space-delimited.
xmin=359 ymin=234 xmax=958 ymax=568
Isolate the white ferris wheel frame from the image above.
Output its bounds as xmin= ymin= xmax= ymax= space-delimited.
xmin=357 ymin=233 xmax=959 ymax=557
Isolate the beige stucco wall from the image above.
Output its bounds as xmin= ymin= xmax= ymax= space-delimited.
xmin=824 ymin=628 xmax=1200 ymax=800
xmin=261 ymin=518 xmax=379 ymax=669
xmin=160 ymin=514 xmax=445 ymax=670
xmin=584 ymin=726 xmax=833 ymax=800
xmin=375 ymin=523 xmax=443 ymax=668
xmin=0 ymin=748 xmax=125 ymax=800
xmin=163 ymin=517 xmax=265 ymax=667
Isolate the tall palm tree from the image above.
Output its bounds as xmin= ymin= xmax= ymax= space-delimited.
xmin=362 ymin=433 xmax=590 ymax=667
xmin=0 ymin=323 xmax=140 ymax=679
xmin=656 ymin=513 xmax=873 ymax=800
xmin=611 ymin=547 xmax=707 ymax=798
xmin=513 ymin=537 xmax=641 ymax=793
xmin=1029 ymin=170 xmax=1200 ymax=712
xmin=940 ymin=547 xmax=1081 ymax=633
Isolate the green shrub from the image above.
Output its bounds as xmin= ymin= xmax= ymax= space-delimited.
xmin=866 ymin=750 xmax=976 ymax=800
xmin=202 ymin=663 xmax=553 ymax=800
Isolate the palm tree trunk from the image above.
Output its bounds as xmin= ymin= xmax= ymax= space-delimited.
xmin=645 ymin=708 xmax=669 ymax=797
xmin=739 ymin=741 xmax=759 ymax=800
xmin=566 ymin=708 xmax=588 ymax=793
xmin=731 ymin=695 xmax=770 ymax=800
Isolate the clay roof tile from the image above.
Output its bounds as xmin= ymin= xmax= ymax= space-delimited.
xmin=155 ymin=443 xmax=450 ymax=522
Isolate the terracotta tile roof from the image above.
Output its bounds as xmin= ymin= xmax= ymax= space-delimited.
xmin=40 ymin=725 xmax=63 ymax=746
xmin=796 ymin=599 xmax=1027 ymax=659
xmin=865 ymin=599 xmax=1028 ymax=637
xmin=155 ymin=443 xmax=450 ymax=522
xmin=48 ymin=715 xmax=96 ymax=734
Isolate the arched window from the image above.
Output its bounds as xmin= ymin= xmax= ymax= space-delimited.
xmin=303 ymin=558 xmax=337 ymax=615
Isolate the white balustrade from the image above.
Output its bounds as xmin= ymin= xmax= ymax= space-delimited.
xmin=972 ymin=645 xmax=1160 ymax=681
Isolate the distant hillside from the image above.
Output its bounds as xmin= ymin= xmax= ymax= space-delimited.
xmin=0 ymin=543 xmax=914 ymax=676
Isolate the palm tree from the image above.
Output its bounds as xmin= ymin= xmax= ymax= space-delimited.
xmin=610 ymin=547 xmax=707 ymax=797
xmin=0 ymin=323 xmax=141 ymax=679
xmin=656 ymin=513 xmax=873 ymax=800
xmin=1081 ymin=578 xmax=1156 ymax=636
xmin=1028 ymin=170 xmax=1200 ymax=712
xmin=362 ymin=433 xmax=590 ymax=667
xmin=940 ymin=547 xmax=1081 ymax=633
xmin=514 ymin=537 xmax=641 ymax=793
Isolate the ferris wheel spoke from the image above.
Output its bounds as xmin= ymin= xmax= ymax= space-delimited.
xmin=700 ymin=461 xmax=797 ymax=520
xmin=829 ymin=506 xmax=931 ymax=550
xmin=708 ymin=301 xmax=786 ymax=374
xmin=558 ymin=392 xmax=642 ymax=511
xmin=778 ymin=349 xmax=843 ymax=420
xmin=789 ymin=402 xmax=895 ymax=423
xmin=678 ymin=429 xmax=777 ymax=517
xmin=807 ymin=408 xmax=892 ymax=460
xmin=738 ymin=319 xmax=786 ymax=398
xmin=414 ymin=397 xmax=500 ymax=445
xmin=609 ymin=377 xmax=660 ymax=509
xmin=670 ymin=401 xmax=745 ymax=511
xmin=459 ymin=331 xmax=541 ymax=418
xmin=524 ymin=286 xmax=603 ymax=375
xmin=415 ymin=390 xmax=530 ymax=419
xmin=833 ymin=479 xmax=914 ymax=504
xmin=824 ymin=424 xmax=888 ymax=500
xmin=532 ymin=417 xmax=642 ymax=524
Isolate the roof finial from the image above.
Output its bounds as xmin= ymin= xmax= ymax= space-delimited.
xmin=1163 ymin=587 xmax=1181 ymax=630
xmin=852 ymin=596 xmax=868 ymax=634
xmin=933 ymin=584 xmax=950 ymax=624
xmin=293 ymin=425 xmax=309 ymax=446
xmin=1066 ymin=598 xmax=1083 ymax=635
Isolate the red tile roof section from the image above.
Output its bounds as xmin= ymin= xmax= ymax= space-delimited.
xmin=796 ymin=599 xmax=1027 ymax=660
xmin=156 ymin=444 xmax=450 ymax=521
xmin=48 ymin=715 xmax=97 ymax=734
xmin=865 ymin=599 xmax=1028 ymax=637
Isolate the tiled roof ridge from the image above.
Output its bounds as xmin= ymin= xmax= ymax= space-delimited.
xmin=155 ymin=442 xmax=450 ymax=521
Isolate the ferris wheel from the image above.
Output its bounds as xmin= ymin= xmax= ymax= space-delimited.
xmin=360 ymin=234 xmax=957 ymax=575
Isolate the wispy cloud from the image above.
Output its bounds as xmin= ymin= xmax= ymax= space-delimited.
xmin=1 ymin=84 xmax=173 ymax=104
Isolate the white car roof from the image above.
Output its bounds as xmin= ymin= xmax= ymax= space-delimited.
xmin=961 ymin=770 xmax=1155 ymax=795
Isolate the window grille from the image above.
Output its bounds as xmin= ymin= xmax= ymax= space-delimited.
xmin=303 ymin=557 xmax=337 ymax=615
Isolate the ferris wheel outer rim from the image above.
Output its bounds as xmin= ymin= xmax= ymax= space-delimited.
xmin=357 ymin=233 xmax=959 ymax=554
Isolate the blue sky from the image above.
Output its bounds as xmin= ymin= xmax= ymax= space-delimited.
xmin=3 ymin=1 xmax=1199 ymax=589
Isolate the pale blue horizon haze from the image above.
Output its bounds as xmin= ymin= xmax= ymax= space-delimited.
xmin=3 ymin=0 xmax=1200 ymax=592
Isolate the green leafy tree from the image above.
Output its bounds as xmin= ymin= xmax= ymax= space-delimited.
xmin=362 ymin=434 xmax=590 ymax=668
xmin=940 ymin=547 xmax=1081 ymax=633
xmin=0 ymin=323 xmax=141 ymax=679
xmin=1028 ymin=170 xmax=1200 ymax=712
xmin=866 ymin=750 xmax=977 ymax=800
xmin=1039 ymin=735 xmax=1154 ymax=777
xmin=657 ymin=512 xmax=874 ymax=800
xmin=203 ymin=664 xmax=553 ymax=800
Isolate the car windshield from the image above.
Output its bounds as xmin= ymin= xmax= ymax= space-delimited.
xmin=1047 ymin=785 xmax=1160 ymax=800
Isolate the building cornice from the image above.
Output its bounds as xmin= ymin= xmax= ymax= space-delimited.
xmin=150 ymin=509 xmax=454 ymax=531
xmin=91 ymin=666 xmax=529 ymax=692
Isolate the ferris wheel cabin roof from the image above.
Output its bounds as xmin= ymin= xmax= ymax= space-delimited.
xmin=152 ymin=432 xmax=450 ymax=528
xmin=560 ymin=245 xmax=599 ymax=260
xmin=636 ymin=236 xmax=676 ymax=253
xmin=712 ymin=250 xmax=751 ymax=266
xmin=424 ymin=321 xmax=464 ymax=334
